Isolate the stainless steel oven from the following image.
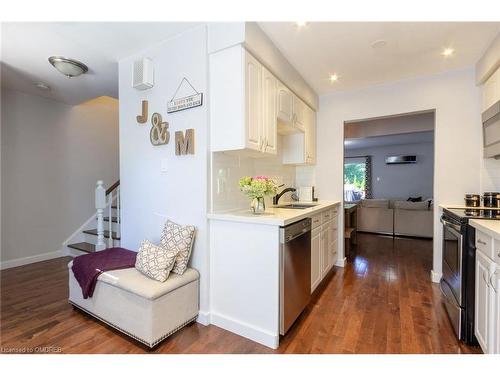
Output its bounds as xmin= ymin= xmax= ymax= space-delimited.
xmin=440 ymin=216 xmax=463 ymax=337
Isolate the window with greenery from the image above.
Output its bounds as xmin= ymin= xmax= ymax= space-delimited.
xmin=344 ymin=157 xmax=367 ymax=202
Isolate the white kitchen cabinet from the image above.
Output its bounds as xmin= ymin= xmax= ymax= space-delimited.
xmin=210 ymin=45 xmax=277 ymax=156
xmin=474 ymin=227 xmax=500 ymax=354
xmin=245 ymin=51 xmax=262 ymax=152
xmin=475 ymin=249 xmax=492 ymax=353
xmin=320 ymin=226 xmax=329 ymax=278
xmin=282 ymin=102 xmax=317 ymax=165
xmin=310 ymin=206 xmax=339 ymax=292
xmin=304 ymin=105 xmax=316 ymax=164
xmin=277 ymin=81 xmax=294 ymax=125
xmin=494 ymin=270 xmax=500 ymax=353
xmin=483 ymin=67 xmax=500 ymax=111
xmin=293 ymin=95 xmax=306 ymax=132
xmin=262 ymin=66 xmax=278 ymax=155
xmin=311 ymin=228 xmax=321 ymax=292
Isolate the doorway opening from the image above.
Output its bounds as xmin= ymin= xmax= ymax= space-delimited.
xmin=342 ymin=110 xmax=436 ymax=263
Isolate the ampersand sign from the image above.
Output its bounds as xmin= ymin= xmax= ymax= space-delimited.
xmin=150 ymin=112 xmax=169 ymax=146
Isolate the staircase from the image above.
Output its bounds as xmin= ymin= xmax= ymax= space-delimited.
xmin=65 ymin=180 xmax=121 ymax=257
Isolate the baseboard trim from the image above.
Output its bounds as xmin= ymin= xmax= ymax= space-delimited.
xmin=196 ymin=310 xmax=211 ymax=326
xmin=431 ymin=270 xmax=442 ymax=283
xmin=335 ymin=257 xmax=347 ymax=267
xmin=210 ymin=311 xmax=279 ymax=349
xmin=1 ymin=250 xmax=64 ymax=270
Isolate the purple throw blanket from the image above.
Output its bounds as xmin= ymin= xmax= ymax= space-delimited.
xmin=72 ymin=247 xmax=137 ymax=299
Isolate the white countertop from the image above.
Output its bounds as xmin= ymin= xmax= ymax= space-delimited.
xmin=470 ymin=219 xmax=500 ymax=241
xmin=439 ymin=204 xmax=500 ymax=210
xmin=208 ymin=201 xmax=341 ymax=226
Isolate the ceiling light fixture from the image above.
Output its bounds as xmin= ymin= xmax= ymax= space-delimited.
xmin=371 ymin=39 xmax=387 ymax=49
xmin=33 ymin=82 xmax=51 ymax=91
xmin=295 ymin=21 xmax=307 ymax=28
xmin=442 ymin=47 xmax=455 ymax=57
xmin=329 ymin=73 xmax=339 ymax=82
xmin=48 ymin=56 xmax=88 ymax=78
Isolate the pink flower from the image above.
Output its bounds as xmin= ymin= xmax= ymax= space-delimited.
xmin=253 ymin=175 xmax=268 ymax=180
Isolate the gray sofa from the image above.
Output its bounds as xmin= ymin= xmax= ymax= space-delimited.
xmin=356 ymin=199 xmax=433 ymax=238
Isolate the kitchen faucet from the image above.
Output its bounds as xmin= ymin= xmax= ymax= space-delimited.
xmin=273 ymin=187 xmax=297 ymax=205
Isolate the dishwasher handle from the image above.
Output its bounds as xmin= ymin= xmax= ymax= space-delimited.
xmin=281 ymin=218 xmax=312 ymax=244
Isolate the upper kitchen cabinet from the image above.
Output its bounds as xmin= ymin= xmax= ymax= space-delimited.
xmin=262 ymin=66 xmax=278 ymax=155
xmin=210 ymin=45 xmax=277 ymax=156
xmin=292 ymin=95 xmax=306 ymax=132
xmin=282 ymin=102 xmax=316 ymax=165
xmin=277 ymin=82 xmax=294 ymax=125
xmin=483 ymin=67 xmax=500 ymax=111
xmin=304 ymin=105 xmax=317 ymax=164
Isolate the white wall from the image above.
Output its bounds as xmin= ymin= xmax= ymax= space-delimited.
xmin=118 ymin=25 xmax=210 ymax=321
xmin=297 ymin=68 xmax=482 ymax=280
xmin=1 ymin=89 xmax=119 ymax=266
xmin=345 ymin=142 xmax=435 ymax=199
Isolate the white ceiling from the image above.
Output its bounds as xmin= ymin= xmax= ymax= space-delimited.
xmin=259 ymin=22 xmax=500 ymax=95
xmin=2 ymin=22 xmax=499 ymax=105
xmin=1 ymin=22 xmax=201 ymax=104
xmin=345 ymin=131 xmax=434 ymax=150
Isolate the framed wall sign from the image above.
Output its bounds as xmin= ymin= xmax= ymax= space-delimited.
xmin=167 ymin=77 xmax=203 ymax=113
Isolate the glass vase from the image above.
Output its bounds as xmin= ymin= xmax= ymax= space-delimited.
xmin=251 ymin=197 xmax=266 ymax=215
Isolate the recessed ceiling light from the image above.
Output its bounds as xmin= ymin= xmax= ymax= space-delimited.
xmin=34 ymin=82 xmax=51 ymax=91
xmin=295 ymin=21 xmax=307 ymax=28
xmin=329 ymin=73 xmax=339 ymax=82
xmin=48 ymin=56 xmax=88 ymax=78
xmin=442 ymin=47 xmax=455 ymax=57
xmin=371 ymin=39 xmax=387 ymax=49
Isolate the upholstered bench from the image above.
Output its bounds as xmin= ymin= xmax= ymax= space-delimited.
xmin=68 ymin=261 xmax=200 ymax=348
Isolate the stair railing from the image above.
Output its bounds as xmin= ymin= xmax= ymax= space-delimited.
xmin=95 ymin=180 xmax=120 ymax=251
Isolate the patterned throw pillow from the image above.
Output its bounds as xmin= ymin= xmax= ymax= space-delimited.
xmin=135 ymin=240 xmax=179 ymax=282
xmin=160 ymin=220 xmax=196 ymax=275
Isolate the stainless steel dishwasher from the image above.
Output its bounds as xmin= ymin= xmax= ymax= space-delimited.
xmin=280 ymin=218 xmax=312 ymax=335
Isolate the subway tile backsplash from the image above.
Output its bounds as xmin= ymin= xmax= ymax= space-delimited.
xmin=211 ymin=140 xmax=296 ymax=212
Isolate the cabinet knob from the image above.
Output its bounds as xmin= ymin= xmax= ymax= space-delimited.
xmin=478 ymin=239 xmax=487 ymax=245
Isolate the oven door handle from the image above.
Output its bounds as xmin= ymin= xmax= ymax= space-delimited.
xmin=439 ymin=279 xmax=462 ymax=309
xmin=440 ymin=217 xmax=462 ymax=234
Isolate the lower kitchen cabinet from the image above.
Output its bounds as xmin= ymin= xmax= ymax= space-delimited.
xmin=311 ymin=228 xmax=321 ymax=292
xmin=474 ymin=227 xmax=500 ymax=354
xmin=475 ymin=249 xmax=492 ymax=352
xmin=311 ymin=207 xmax=339 ymax=293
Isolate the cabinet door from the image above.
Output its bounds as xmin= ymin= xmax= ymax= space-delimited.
xmin=311 ymin=231 xmax=321 ymax=292
xmin=304 ymin=105 xmax=316 ymax=164
xmin=245 ymin=51 xmax=262 ymax=151
xmin=277 ymin=82 xmax=293 ymax=124
xmin=261 ymin=66 xmax=277 ymax=155
xmin=476 ymin=250 xmax=492 ymax=353
xmin=320 ymin=226 xmax=329 ymax=278
xmin=494 ymin=268 xmax=500 ymax=354
xmin=293 ymin=95 xmax=306 ymax=132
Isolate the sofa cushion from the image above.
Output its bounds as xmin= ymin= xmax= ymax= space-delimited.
xmin=161 ymin=220 xmax=196 ymax=275
xmin=394 ymin=201 xmax=430 ymax=210
xmin=68 ymin=261 xmax=200 ymax=300
xmin=99 ymin=267 xmax=199 ymax=300
xmin=361 ymin=199 xmax=389 ymax=208
xmin=135 ymin=240 xmax=178 ymax=282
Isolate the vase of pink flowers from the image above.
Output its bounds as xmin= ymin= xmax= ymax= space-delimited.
xmin=239 ymin=175 xmax=279 ymax=214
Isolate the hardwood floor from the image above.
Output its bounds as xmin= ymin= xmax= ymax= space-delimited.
xmin=0 ymin=233 xmax=481 ymax=354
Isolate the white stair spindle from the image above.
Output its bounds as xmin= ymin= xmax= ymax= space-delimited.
xmin=108 ymin=191 xmax=113 ymax=248
xmin=95 ymin=180 xmax=106 ymax=251
xmin=116 ymin=187 xmax=121 ymax=240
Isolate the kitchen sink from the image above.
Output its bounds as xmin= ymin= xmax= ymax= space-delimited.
xmin=277 ymin=204 xmax=317 ymax=209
